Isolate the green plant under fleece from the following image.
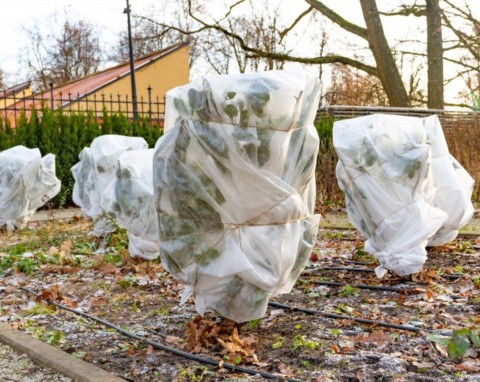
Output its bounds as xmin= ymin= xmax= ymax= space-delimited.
xmin=153 ymin=70 xmax=322 ymax=323
xmin=0 ymin=107 xmax=162 ymax=208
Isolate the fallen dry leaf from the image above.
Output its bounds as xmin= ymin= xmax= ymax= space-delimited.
xmin=412 ymin=360 xmax=436 ymax=369
xmin=278 ymin=362 xmax=294 ymax=375
xmin=353 ymin=330 xmax=389 ymax=345
xmin=424 ymin=288 xmax=434 ymax=300
xmin=454 ymin=360 xmax=480 ymax=373
xmin=165 ymin=335 xmax=182 ymax=344
xmin=331 ymin=343 xmax=341 ymax=353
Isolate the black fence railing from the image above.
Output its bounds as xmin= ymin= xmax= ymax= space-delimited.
xmin=1 ymin=87 xmax=166 ymax=127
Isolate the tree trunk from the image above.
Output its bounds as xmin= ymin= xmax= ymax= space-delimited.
xmin=426 ymin=0 xmax=444 ymax=109
xmin=359 ymin=0 xmax=410 ymax=107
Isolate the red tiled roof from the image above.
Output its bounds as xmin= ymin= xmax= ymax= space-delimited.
xmin=0 ymin=81 xmax=31 ymax=98
xmin=38 ymin=41 xmax=188 ymax=102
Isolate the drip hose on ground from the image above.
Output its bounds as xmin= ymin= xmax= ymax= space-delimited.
xmin=20 ymin=287 xmax=300 ymax=382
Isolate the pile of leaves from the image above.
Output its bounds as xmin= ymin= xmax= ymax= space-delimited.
xmin=184 ymin=315 xmax=262 ymax=367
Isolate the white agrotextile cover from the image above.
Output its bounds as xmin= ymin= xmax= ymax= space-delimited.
xmin=153 ymin=70 xmax=321 ymax=323
xmin=423 ymin=115 xmax=474 ymax=246
xmin=71 ymin=134 xmax=148 ymax=219
xmin=0 ymin=145 xmax=60 ymax=230
xmin=334 ymin=114 xmax=473 ymax=277
xmin=101 ymin=149 xmax=159 ymax=260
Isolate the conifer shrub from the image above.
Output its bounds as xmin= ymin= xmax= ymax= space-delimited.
xmin=315 ymin=116 xmax=343 ymax=209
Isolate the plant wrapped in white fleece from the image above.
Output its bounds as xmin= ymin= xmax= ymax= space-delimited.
xmin=71 ymin=134 xmax=148 ymax=221
xmin=101 ymin=149 xmax=159 ymax=260
xmin=0 ymin=145 xmax=60 ymax=231
xmin=423 ymin=115 xmax=474 ymax=246
xmin=153 ymin=70 xmax=321 ymax=323
xmin=334 ymin=114 xmax=473 ymax=278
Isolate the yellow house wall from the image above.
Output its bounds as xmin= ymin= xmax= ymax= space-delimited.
xmin=2 ymin=87 xmax=32 ymax=107
xmin=68 ymin=44 xmax=190 ymax=116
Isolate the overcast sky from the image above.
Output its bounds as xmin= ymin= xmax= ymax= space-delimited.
xmin=1 ymin=0 xmax=479 ymax=103
xmin=0 ymin=0 xmax=157 ymax=84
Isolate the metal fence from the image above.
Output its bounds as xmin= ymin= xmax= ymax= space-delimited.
xmin=317 ymin=105 xmax=480 ymax=129
xmin=3 ymin=94 xmax=479 ymax=130
xmin=0 ymin=87 xmax=166 ymax=127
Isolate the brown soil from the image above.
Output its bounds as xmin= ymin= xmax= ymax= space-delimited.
xmin=1 ymin=218 xmax=479 ymax=382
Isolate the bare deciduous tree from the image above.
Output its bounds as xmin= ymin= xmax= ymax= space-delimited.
xmin=22 ymin=16 xmax=102 ymax=91
xmin=154 ymin=0 xmax=408 ymax=106
xmin=441 ymin=0 xmax=480 ymax=109
xmin=131 ymin=0 xmax=479 ymax=109
xmin=325 ymin=63 xmax=388 ymax=106
xmin=426 ymin=0 xmax=444 ymax=109
xmin=110 ymin=3 xmax=191 ymax=64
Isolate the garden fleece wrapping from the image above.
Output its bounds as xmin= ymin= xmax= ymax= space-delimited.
xmin=153 ymin=70 xmax=321 ymax=323
xmin=0 ymin=145 xmax=60 ymax=231
xmin=71 ymin=134 xmax=148 ymax=220
xmin=101 ymin=149 xmax=160 ymax=260
xmin=334 ymin=114 xmax=473 ymax=277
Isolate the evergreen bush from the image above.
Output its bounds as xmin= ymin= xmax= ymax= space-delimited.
xmin=314 ymin=116 xmax=344 ymax=208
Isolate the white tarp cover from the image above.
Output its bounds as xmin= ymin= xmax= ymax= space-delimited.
xmin=101 ymin=149 xmax=159 ymax=260
xmin=0 ymin=145 xmax=60 ymax=230
xmin=153 ymin=70 xmax=321 ymax=323
xmin=334 ymin=114 xmax=473 ymax=277
xmin=424 ymin=115 xmax=474 ymax=246
xmin=71 ymin=135 xmax=148 ymax=219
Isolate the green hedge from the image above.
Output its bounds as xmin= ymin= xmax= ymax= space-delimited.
xmin=0 ymin=107 xmax=162 ymax=208
xmin=314 ymin=116 xmax=343 ymax=208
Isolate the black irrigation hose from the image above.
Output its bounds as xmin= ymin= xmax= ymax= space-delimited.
xmin=317 ymin=268 xmax=466 ymax=280
xmin=20 ymin=287 xmax=299 ymax=382
xmin=316 ymin=266 xmax=375 ymax=273
xmin=341 ymin=260 xmax=374 ymax=266
xmin=268 ymin=301 xmax=452 ymax=336
xmin=308 ymin=280 xmax=413 ymax=293
xmin=318 ymin=226 xmax=480 ymax=240
xmin=313 ymin=258 xmax=373 ymax=266
xmin=306 ymin=280 xmax=463 ymax=300
xmin=457 ymin=232 xmax=480 ymax=239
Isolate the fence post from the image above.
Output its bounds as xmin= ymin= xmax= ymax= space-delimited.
xmin=157 ymin=96 xmax=165 ymax=126
xmin=59 ymin=92 xmax=63 ymax=112
xmin=126 ymin=94 xmax=130 ymax=121
xmin=147 ymin=85 xmax=152 ymax=122
xmin=13 ymin=91 xmax=17 ymax=124
xmin=49 ymin=82 xmax=54 ymax=109
xmin=2 ymin=90 xmax=6 ymax=128
xmin=93 ymin=93 xmax=98 ymax=118
xmin=30 ymin=90 xmax=35 ymax=124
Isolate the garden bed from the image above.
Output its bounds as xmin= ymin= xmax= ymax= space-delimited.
xmin=1 ymin=217 xmax=479 ymax=381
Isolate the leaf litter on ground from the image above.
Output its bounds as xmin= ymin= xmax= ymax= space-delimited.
xmin=0 ymin=219 xmax=479 ymax=381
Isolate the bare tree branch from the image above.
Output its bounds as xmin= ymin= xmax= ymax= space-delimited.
xmin=393 ymin=49 xmax=479 ymax=71
xmin=379 ymin=3 xmax=426 ymax=17
xmin=142 ymin=0 xmax=377 ymax=75
xmin=304 ymin=0 xmax=368 ymax=39
xmin=279 ymin=6 xmax=314 ymax=41
xmin=441 ymin=3 xmax=480 ymax=61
